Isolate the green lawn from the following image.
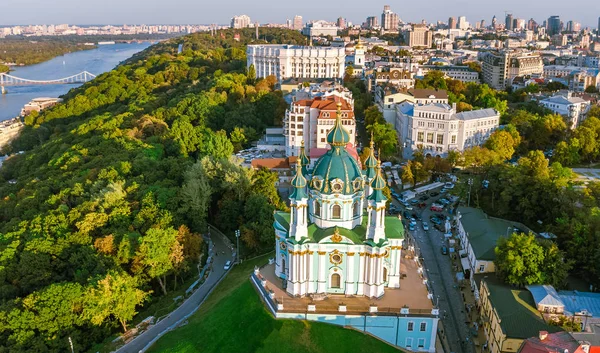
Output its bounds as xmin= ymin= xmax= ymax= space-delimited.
xmin=149 ymin=254 xmax=400 ymax=353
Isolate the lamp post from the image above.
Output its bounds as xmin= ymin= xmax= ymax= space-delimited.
xmin=235 ymin=229 xmax=241 ymax=264
xmin=467 ymin=178 xmax=473 ymax=207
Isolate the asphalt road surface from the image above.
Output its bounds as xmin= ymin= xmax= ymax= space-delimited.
xmin=117 ymin=229 xmax=233 ymax=353
xmin=391 ymin=185 xmax=475 ymax=353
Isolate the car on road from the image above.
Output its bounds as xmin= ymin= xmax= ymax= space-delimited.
xmin=409 ymin=223 xmax=415 ymax=231
xmin=403 ymin=211 xmax=411 ymax=220
xmin=409 ymin=217 xmax=417 ymax=226
xmin=440 ymin=188 xmax=447 ymax=194
xmin=419 ymin=195 xmax=429 ymax=201
xmin=444 ymin=182 xmax=455 ymax=189
xmin=438 ymin=198 xmax=450 ymax=205
xmin=441 ymin=246 xmax=448 ymax=255
xmin=430 ymin=204 xmax=444 ymax=212
xmin=410 ymin=199 xmax=419 ymax=204
xmin=405 ymin=205 xmax=414 ymax=211
xmin=429 ymin=191 xmax=439 ymax=197
xmin=430 ymin=215 xmax=443 ymax=225
xmin=224 ymin=260 xmax=232 ymax=270
xmin=422 ymin=222 xmax=429 ymax=231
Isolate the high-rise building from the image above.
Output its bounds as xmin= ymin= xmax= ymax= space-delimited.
xmin=457 ymin=16 xmax=468 ymax=30
xmin=381 ymin=5 xmax=399 ymax=31
xmin=366 ymin=16 xmax=379 ymax=29
xmin=527 ymin=18 xmax=537 ymax=31
xmin=514 ymin=18 xmax=525 ymax=31
xmin=448 ymin=17 xmax=456 ymax=30
xmin=491 ymin=16 xmax=497 ymax=29
xmin=505 ymin=14 xmax=513 ymax=31
xmin=293 ymin=15 xmax=303 ymax=31
xmin=547 ymin=16 xmax=562 ymax=36
xmin=405 ymin=24 xmax=433 ymax=48
xmin=481 ymin=51 xmax=543 ymax=89
xmin=337 ymin=17 xmax=346 ymax=29
xmin=480 ymin=20 xmax=486 ymax=29
xmin=597 ymin=17 xmax=600 ymax=34
xmin=231 ymin=15 xmax=252 ymax=29
xmin=566 ymin=21 xmax=581 ymax=33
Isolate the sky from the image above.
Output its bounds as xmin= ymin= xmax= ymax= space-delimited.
xmin=2 ymin=0 xmax=599 ymax=28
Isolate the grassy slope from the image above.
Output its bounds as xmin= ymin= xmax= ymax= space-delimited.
xmin=149 ymin=254 xmax=400 ymax=353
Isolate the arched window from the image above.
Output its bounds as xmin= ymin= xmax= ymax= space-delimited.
xmin=353 ymin=201 xmax=360 ymax=217
xmin=331 ymin=273 xmax=341 ymax=288
xmin=332 ymin=204 xmax=341 ymax=219
xmin=315 ymin=201 xmax=321 ymax=217
xmin=282 ymin=257 xmax=286 ymax=273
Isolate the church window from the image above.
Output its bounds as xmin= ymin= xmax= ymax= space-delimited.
xmin=315 ymin=201 xmax=321 ymax=217
xmin=353 ymin=201 xmax=360 ymax=217
xmin=332 ymin=205 xmax=341 ymax=219
xmin=331 ymin=273 xmax=341 ymax=288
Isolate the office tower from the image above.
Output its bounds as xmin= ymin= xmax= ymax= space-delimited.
xmin=505 ymin=14 xmax=513 ymax=31
xmin=491 ymin=16 xmax=497 ymax=29
xmin=547 ymin=16 xmax=561 ymax=36
xmin=293 ymin=15 xmax=303 ymax=31
xmin=366 ymin=16 xmax=378 ymax=29
xmin=457 ymin=16 xmax=468 ymax=30
xmin=381 ymin=5 xmax=399 ymax=31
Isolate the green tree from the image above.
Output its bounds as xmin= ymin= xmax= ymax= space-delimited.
xmin=364 ymin=105 xmax=384 ymax=126
xmin=138 ymin=227 xmax=181 ymax=295
xmin=495 ymin=233 xmax=545 ymax=287
xmin=84 ymin=271 xmax=149 ymax=332
xmin=180 ymin=161 xmax=212 ymax=232
xmin=401 ymin=161 xmax=415 ymax=186
xmin=367 ymin=122 xmax=398 ymax=158
xmin=247 ymin=64 xmax=256 ymax=84
xmin=485 ymin=129 xmax=520 ymax=160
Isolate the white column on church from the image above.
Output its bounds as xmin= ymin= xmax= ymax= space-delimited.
xmin=308 ymin=251 xmax=314 ymax=293
xmin=357 ymin=253 xmax=365 ymax=295
xmin=318 ymin=251 xmax=326 ymax=293
xmin=345 ymin=252 xmax=355 ymax=295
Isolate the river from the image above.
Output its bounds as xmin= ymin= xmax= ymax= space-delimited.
xmin=0 ymin=42 xmax=153 ymax=121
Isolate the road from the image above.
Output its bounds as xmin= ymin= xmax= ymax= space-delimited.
xmin=117 ymin=227 xmax=233 ymax=353
xmin=391 ymin=186 xmax=474 ymax=353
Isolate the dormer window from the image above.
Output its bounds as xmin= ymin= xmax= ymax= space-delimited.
xmin=330 ymin=178 xmax=344 ymax=193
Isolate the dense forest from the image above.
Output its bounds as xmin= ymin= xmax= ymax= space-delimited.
xmin=0 ymin=28 xmax=305 ymax=352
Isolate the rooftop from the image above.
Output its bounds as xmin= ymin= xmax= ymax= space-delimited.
xmin=409 ymin=88 xmax=449 ymax=100
xmin=274 ymin=211 xmax=404 ymax=245
xmin=526 ymin=285 xmax=564 ymax=308
xmin=458 ymin=207 xmax=532 ymax=261
xmin=518 ymin=331 xmax=585 ymax=353
xmin=541 ymin=95 xmax=588 ymax=105
xmin=455 ymin=108 xmax=499 ymax=121
xmin=482 ymin=275 xmax=562 ymax=339
xmin=559 ymin=291 xmax=600 ymax=318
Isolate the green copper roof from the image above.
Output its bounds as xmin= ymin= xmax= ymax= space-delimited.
xmin=364 ymin=140 xmax=378 ymax=170
xmin=299 ymin=141 xmax=310 ymax=174
xmin=290 ymin=162 xmax=308 ymax=200
xmin=368 ymin=162 xmax=387 ymax=202
xmin=326 ymin=102 xmax=351 ymax=147
xmin=273 ymin=211 xmax=404 ymax=245
xmin=311 ymin=146 xmax=363 ymax=195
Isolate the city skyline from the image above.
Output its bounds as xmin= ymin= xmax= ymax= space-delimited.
xmin=2 ymin=0 xmax=599 ymax=28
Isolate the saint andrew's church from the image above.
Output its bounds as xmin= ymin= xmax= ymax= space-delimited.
xmin=273 ymin=101 xmax=405 ymax=298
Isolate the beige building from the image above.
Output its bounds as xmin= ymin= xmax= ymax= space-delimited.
xmin=381 ymin=5 xmax=399 ymax=31
xmin=481 ymin=51 xmax=543 ymax=89
xmin=405 ymin=24 xmax=433 ymax=48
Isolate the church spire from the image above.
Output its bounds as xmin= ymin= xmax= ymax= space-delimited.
xmin=290 ymin=160 xmax=308 ymax=200
xmin=364 ymin=133 xmax=378 ymax=178
xmin=368 ymin=158 xmax=387 ymax=202
xmin=326 ymin=100 xmax=350 ymax=147
xmin=298 ymin=140 xmax=310 ymax=174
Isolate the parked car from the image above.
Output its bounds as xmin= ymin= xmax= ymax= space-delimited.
xmin=430 ymin=216 xmax=442 ymax=225
xmin=405 ymin=205 xmax=414 ymax=211
xmin=430 ymin=191 xmax=439 ymax=197
xmin=422 ymin=222 xmax=430 ymax=231
xmin=409 ymin=223 xmax=415 ymax=231
xmin=403 ymin=211 xmax=411 ymax=220
xmin=410 ymin=199 xmax=419 ymax=204
xmin=410 ymin=218 xmax=417 ymax=226
xmin=430 ymin=205 xmax=444 ymax=212
xmin=440 ymin=188 xmax=448 ymax=194
xmin=224 ymin=260 xmax=232 ymax=270
xmin=438 ymin=198 xmax=450 ymax=205
xmin=418 ymin=202 xmax=427 ymax=208
xmin=435 ymin=223 xmax=445 ymax=232
xmin=444 ymin=182 xmax=455 ymax=189
xmin=441 ymin=246 xmax=448 ymax=255
xmin=419 ymin=195 xmax=429 ymax=201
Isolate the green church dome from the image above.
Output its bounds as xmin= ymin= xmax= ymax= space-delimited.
xmin=311 ymin=146 xmax=363 ymax=195
xmin=326 ymin=101 xmax=351 ymax=146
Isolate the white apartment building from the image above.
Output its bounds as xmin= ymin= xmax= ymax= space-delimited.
xmin=418 ymin=65 xmax=480 ymax=83
xmin=302 ymin=20 xmax=339 ymax=37
xmin=540 ymin=93 xmax=591 ymax=128
xmin=481 ymin=51 xmax=543 ymax=89
xmin=231 ymin=15 xmax=252 ymax=29
xmin=375 ymin=88 xmax=448 ymax=127
xmin=396 ymin=98 xmax=499 ymax=158
xmin=246 ymin=45 xmax=345 ymax=81
xmin=284 ymin=96 xmax=356 ymax=157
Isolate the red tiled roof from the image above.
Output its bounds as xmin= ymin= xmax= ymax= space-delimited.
xmin=518 ymin=332 xmax=585 ymax=353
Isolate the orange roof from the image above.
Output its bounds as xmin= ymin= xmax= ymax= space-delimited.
xmin=251 ymin=156 xmax=298 ymax=170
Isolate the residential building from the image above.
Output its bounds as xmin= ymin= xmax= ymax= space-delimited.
xmin=419 ymin=65 xmax=480 ymax=83
xmin=478 ymin=275 xmax=562 ymax=353
xmin=456 ymin=207 xmax=531 ymax=297
xmin=366 ymin=16 xmax=379 ymax=29
xmin=457 ymin=16 xmax=469 ymax=30
xmin=396 ymin=98 xmax=500 ymax=159
xmin=506 ymin=14 xmax=514 ymax=31
xmin=570 ymin=68 xmax=600 ymax=92
xmin=518 ymin=331 xmax=586 ymax=353
xmin=373 ymin=67 xmax=416 ymax=90
xmin=381 ymin=5 xmax=399 ymax=31
xmin=405 ymin=24 xmax=433 ymax=48
xmin=246 ymin=44 xmax=345 ymax=81
xmin=284 ymin=95 xmax=355 ymax=157
xmin=481 ymin=51 xmax=543 ymax=89
xmin=302 ymin=21 xmax=339 ymax=37
xmin=375 ymin=87 xmax=445 ymax=126
xmin=251 ymin=156 xmax=298 ymax=187
xmin=231 ymin=15 xmax=251 ymax=29
xmin=336 ymin=17 xmax=346 ymax=29
xmin=448 ymin=17 xmax=456 ymax=30
xmin=293 ymin=15 xmax=303 ymax=31
xmin=540 ymin=93 xmax=591 ymax=127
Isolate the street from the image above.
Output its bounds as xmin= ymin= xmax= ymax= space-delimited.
xmin=391 ymin=185 xmax=475 ymax=353
xmin=116 ymin=227 xmax=233 ymax=353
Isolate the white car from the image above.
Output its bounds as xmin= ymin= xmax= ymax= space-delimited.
xmin=444 ymin=182 xmax=455 ymax=189
xmin=224 ymin=260 xmax=232 ymax=270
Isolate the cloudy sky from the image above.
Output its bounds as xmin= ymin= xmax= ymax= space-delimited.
xmin=2 ymin=0 xmax=598 ymax=28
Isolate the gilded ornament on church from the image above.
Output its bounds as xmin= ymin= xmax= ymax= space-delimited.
xmin=329 ymin=250 xmax=343 ymax=265
xmin=318 ymin=251 xmax=326 ymax=255
xmin=280 ymin=242 xmax=287 ymax=251
xmin=331 ymin=228 xmax=343 ymax=243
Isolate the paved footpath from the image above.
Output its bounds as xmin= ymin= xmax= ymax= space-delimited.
xmin=116 ymin=227 xmax=233 ymax=353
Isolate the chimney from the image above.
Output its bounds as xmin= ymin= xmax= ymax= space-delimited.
xmin=539 ymin=331 xmax=548 ymax=341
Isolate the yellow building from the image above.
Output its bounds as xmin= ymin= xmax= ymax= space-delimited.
xmin=477 ymin=275 xmax=562 ymax=353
